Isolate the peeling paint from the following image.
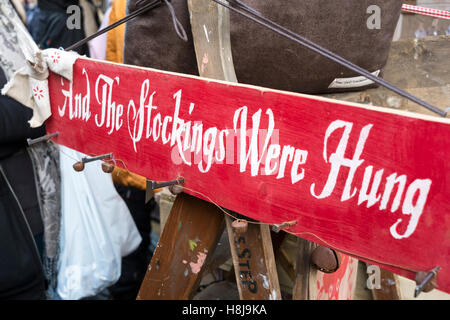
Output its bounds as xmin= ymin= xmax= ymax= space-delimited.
xmin=201 ymin=53 xmax=209 ymax=74
xmin=260 ymin=273 xmax=269 ymax=290
xmin=269 ymin=289 xmax=277 ymax=300
xmin=189 ymin=240 xmax=198 ymax=251
xmin=189 ymin=250 xmax=208 ymax=274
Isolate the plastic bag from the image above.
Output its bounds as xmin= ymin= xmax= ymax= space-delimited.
xmin=56 ymin=145 xmax=142 ymax=300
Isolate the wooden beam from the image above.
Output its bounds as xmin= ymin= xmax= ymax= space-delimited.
xmin=225 ymin=216 xmax=281 ymax=300
xmin=188 ymin=0 xmax=237 ymax=82
xmin=137 ymin=193 xmax=224 ymax=299
xmin=292 ymin=238 xmax=315 ymax=300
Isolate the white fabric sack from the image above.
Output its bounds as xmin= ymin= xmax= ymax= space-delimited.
xmin=0 ymin=2 xmax=81 ymax=128
xmin=57 ymin=145 xmax=142 ymax=300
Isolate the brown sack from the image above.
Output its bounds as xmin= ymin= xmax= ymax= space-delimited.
xmin=124 ymin=0 xmax=402 ymax=94
xmin=124 ymin=0 xmax=198 ymax=76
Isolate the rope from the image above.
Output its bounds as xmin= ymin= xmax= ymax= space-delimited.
xmin=290 ymin=231 xmax=420 ymax=273
xmin=164 ymin=0 xmax=188 ymax=42
xmin=66 ymin=0 xmax=188 ymax=51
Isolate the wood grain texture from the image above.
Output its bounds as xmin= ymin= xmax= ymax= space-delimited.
xmin=137 ymin=193 xmax=224 ymax=299
xmin=225 ymin=216 xmax=281 ymax=300
xmin=292 ymin=238 xmax=314 ymax=300
xmin=188 ymin=0 xmax=237 ymax=82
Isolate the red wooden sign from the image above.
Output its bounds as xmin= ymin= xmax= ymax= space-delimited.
xmin=46 ymin=58 xmax=450 ymax=293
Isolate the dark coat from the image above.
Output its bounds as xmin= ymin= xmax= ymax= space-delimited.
xmin=0 ymin=70 xmax=47 ymax=299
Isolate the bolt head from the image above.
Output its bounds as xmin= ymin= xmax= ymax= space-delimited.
xmin=101 ymin=162 xmax=115 ymax=173
xmin=311 ymin=246 xmax=341 ymax=273
xmin=73 ymin=161 xmax=85 ymax=171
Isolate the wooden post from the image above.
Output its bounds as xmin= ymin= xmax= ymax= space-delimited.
xmin=188 ymin=0 xmax=237 ymax=82
xmin=292 ymin=238 xmax=315 ymax=300
xmin=225 ymin=216 xmax=281 ymax=300
xmin=137 ymin=193 xmax=224 ymax=299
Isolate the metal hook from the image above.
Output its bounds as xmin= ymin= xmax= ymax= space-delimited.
xmin=73 ymin=153 xmax=113 ymax=171
xmin=414 ymin=266 xmax=440 ymax=297
xmin=271 ymin=220 xmax=297 ymax=233
xmin=27 ymin=132 xmax=58 ymax=146
xmin=145 ymin=177 xmax=185 ymax=203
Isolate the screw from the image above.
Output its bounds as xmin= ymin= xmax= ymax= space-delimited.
xmin=27 ymin=132 xmax=58 ymax=146
xmin=169 ymin=184 xmax=184 ymax=195
xmin=72 ymin=153 xmax=113 ymax=172
xmin=73 ymin=161 xmax=85 ymax=171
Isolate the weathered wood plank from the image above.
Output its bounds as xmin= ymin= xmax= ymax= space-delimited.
xmin=225 ymin=216 xmax=281 ymax=300
xmin=188 ymin=0 xmax=237 ymax=82
xmin=137 ymin=193 xmax=224 ymax=299
xmin=47 ymin=55 xmax=450 ymax=293
xmin=292 ymin=238 xmax=314 ymax=300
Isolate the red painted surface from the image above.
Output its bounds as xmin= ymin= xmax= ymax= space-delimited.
xmin=316 ymin=256 xmax=358 ymax=300
xmin=46 ymin=58 xmax=450 ymax=293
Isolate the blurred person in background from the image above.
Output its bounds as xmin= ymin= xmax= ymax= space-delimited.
xmin=27 ymin=0 xmax=89 ymax=55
